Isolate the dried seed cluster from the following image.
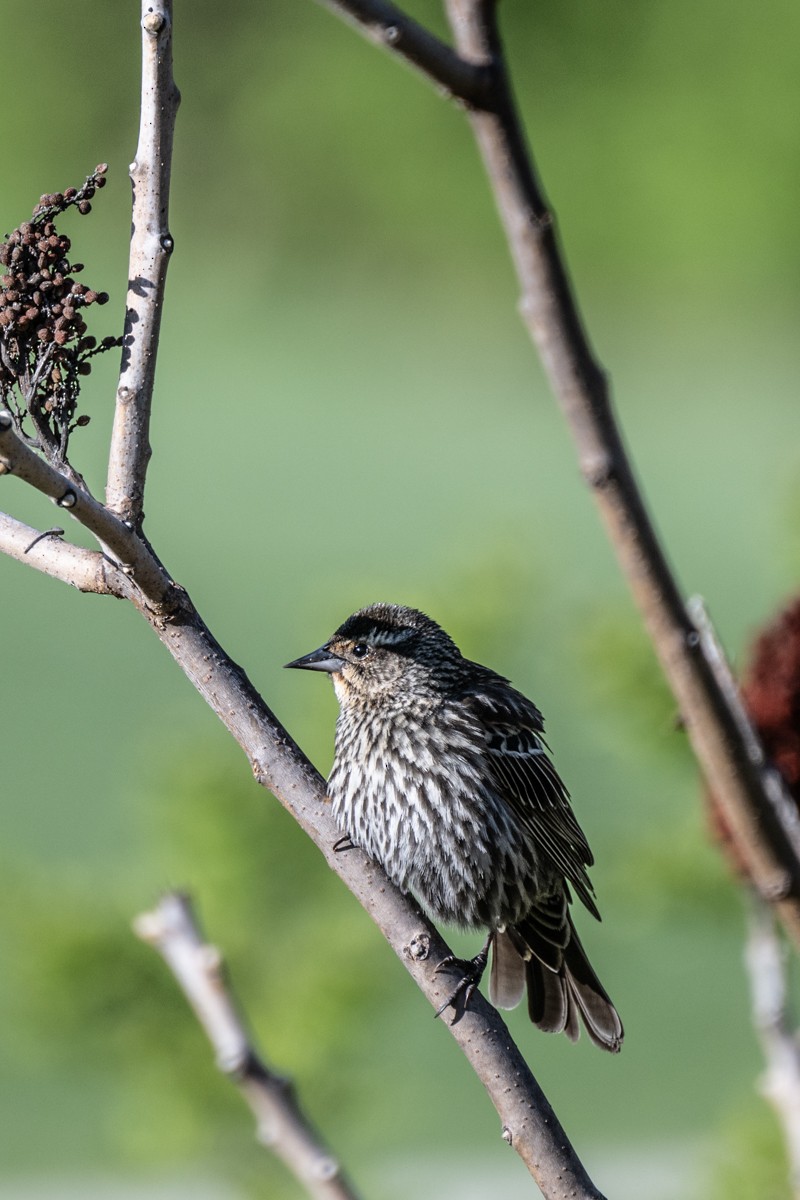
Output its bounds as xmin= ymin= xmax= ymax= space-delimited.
xmin=0 ymin=165 xmax=121 ymax=466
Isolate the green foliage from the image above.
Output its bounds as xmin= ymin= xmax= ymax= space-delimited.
xmin=606 ymin=808 xmax=738 ymax=927
xmin=577 ymin=609 xmax=689 ymax=764
xmin=709 ymin=1101 xmax=792 ymax=1200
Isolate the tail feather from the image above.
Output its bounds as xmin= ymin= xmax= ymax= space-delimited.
xmin=525 ymin=955 xmax=579 ymax=1041
xmin=562 ymin=924 xmax=623 ymax=1052
xmin=511 ymin=910 xmax=623 ymax=1053
xmin=489 ymin=930 xmax=526 ymax=1009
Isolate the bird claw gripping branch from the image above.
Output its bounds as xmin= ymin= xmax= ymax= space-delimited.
xmin=433 ymin=937 xmax=493 ymax=1024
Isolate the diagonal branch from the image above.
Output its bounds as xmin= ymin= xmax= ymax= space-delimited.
xmin=315 ymin=0 xmax=800 ymax=944
xmin=439 ymin=0 xmax=800 ymax=939
xmin=135 ymin=892 xmax=363 ymax=1200
xmin=106 ymin=0 xmax=180 ymax=527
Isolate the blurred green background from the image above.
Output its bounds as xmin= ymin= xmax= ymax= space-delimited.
xmin=1 ymin=1 xmax=799 ymax=1197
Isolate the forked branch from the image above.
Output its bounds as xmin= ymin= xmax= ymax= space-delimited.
xmin=315 ymin=0 xmax=491 ymax=101
xmin=0 ymin=411 xmax=170 ymax=604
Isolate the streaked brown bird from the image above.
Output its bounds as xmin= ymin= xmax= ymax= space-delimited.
xmin=286 ymin=603 xmax=622 ymax=1051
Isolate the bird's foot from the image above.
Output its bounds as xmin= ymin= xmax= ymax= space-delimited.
xmin=433 ymin=937 xmax=492 ymax=1024
xmin=333 ymin=834 xmax=359 ymax=853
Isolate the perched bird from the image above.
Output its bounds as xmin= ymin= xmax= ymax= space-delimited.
xmin=286 ymin=603 xmax=623 ymax=1052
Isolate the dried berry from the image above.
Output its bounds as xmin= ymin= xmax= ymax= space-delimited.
xmin=0 ymin=165 xmax=118 ymax=468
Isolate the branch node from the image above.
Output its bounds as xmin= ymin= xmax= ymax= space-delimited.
xmin=582 ymin=452 xmax=618 ymax=490
xmin=502 ymin=1125 xmax=513 ymax=1146
xmin=55 ymin=488 xmax=77 ymax=509
xmin=0 ymin=410 xmax=12 ymax=432
xmin=142 ymin=10 xmax=166 ymax=34
xmin=160 ymin=234 xmax=175 ymax=254
xmin=404 ymin=932 xmax=431 ymax=961
xmin=217 ymin=1047 xmax=249 ymax=1076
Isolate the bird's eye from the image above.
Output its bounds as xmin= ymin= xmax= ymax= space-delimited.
xmin=352 ymin=643 xmax=370 ymax=659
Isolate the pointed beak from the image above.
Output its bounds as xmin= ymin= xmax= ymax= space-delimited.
xmin=284 ymin=645 xmax=346 ymax=674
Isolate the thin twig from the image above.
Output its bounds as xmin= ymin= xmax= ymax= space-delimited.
xmin=746 ymin=898 xmax=800 ymax=1197
xmin=134 ymin=893 xmax=363 ymax=1200
xmin=315 ymin=0 xmax=490 ymax=102
xmin=106 ymin=0 xmax=180 ymax=527
xmin=0 ymin=510 xmax=120 ymax=594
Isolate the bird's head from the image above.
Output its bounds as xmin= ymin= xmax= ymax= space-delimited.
xmin=285 ymin=603 xmax=462 ymax=707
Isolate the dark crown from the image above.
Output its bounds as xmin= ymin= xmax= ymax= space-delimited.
xmin=334 ymin=604 xmax=458 ymax=655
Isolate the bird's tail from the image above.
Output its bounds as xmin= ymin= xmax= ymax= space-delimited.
xmin=490 ymin=919 xmax=623 ymax=1053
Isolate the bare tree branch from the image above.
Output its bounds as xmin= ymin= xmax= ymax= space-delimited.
xmin=316 ymin=0 xmax=800 ymax=951
xmin=746 ymin=899 xmax=800 ymax=1198
xmin=0 ymin=509 xmax=120 ymax=594
xmin=315 ymin=0 xmax=490 ymax=102
xmin=135 ymin=892 xmax=363 ymax=1200
xmin=106 ymin=0 xmax=180 ymax=527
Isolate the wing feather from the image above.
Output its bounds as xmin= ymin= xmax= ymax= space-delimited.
xmin=458 ymin=673 xmax=601 ymax=920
